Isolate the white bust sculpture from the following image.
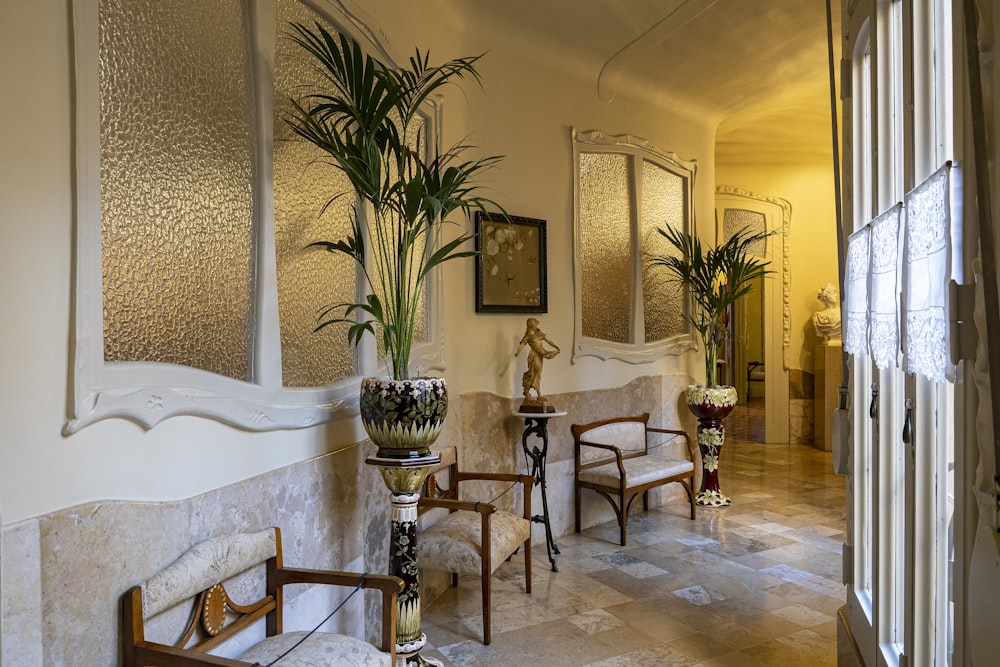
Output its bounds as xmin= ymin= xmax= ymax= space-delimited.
xmin=812 ymin=282 xmax=842 ymax=343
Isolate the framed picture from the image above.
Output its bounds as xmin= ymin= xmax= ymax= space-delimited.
xmin=475 ymin=212 xmax=547 ymax=313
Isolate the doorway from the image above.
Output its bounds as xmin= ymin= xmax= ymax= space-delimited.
xmin=715 ymin=187 xmax=790 ymax=443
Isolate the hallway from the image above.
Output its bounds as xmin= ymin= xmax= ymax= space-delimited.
xmin=420 ymin=425 xmax=844 ymax=665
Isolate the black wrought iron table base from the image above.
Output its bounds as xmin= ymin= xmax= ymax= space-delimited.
xmin=514 ymin=409 xmax=567 ymax=572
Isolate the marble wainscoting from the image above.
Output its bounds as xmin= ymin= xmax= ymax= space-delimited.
xmin=1 ymin=374 xmax=697 ymax=665
xmin=0 ymin=443 xmax=390 ymax=667
xmin=419 ymin=375 xmax=699 ymax=607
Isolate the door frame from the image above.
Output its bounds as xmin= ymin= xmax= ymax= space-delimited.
xmin=715 ymin=186 xmax=791 ymax=443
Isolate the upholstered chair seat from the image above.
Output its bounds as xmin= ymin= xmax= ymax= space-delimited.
xmin=417 ymin=446 xmax=533 ymax=644
xmin=419 ymin=507 xmax=530 ymax=577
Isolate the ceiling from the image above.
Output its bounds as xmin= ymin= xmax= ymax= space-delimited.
xmin=464 ymin=0 xmax=841 ymax=163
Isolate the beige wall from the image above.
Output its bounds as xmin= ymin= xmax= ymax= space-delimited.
xmin=0 ymin=2 xmax=713 ymax=525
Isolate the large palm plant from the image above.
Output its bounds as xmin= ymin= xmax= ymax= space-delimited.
xmin=285 ymin=23 xmax=503 ymax=380
xmin=648 ymin=225 xmax=775 ymax=388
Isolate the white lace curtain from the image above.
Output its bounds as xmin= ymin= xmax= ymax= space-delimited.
xmin=843 ymin=162 xmax=959 ymax=382
xmin=845 ymin=226 xmax=870 ymax=358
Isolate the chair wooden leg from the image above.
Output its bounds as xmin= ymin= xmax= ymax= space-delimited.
xmin=619 ymin=492 xmax=628 ymax=546
xmin=574 ymin=484 xmax=582 ymax=533
xmin=524 ymin=536 xmax=532 ymax=594
xmin=482 ymin=567 xmax=491 ymax=645
xmin=682 ymin=480 xmax=697 ymax=519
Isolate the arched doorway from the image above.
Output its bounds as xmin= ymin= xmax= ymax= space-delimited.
xmin=715 ymin=186 xmax=791 ymax=443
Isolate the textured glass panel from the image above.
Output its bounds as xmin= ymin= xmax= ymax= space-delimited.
xmin=369 ymin=114 xmax=431 ymax=367
xmin=723 ymin=208 xmax=768 ymax=256
xmin=580 ymin=153 xmax=633 ymax=343
xmin=99 ymin=0 xmax=256 ymax=380
xmin=274 ymin=0 xmax=356 ymax=386
xmin=411 ymin=114 xmax=429 ymax=344
xmin=640 ymin=160 xmax=686 ymax=343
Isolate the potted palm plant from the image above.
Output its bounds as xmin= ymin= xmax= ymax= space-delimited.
xmin=647 ymin=224 xmax=774 ymax=506
xmin=286 ymin=23 xmax=504 ymax=460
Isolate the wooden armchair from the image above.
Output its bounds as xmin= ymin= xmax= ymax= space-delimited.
xmin=417 ymin=446 xmax=533 ymax=644
xmin=122 ymin=526 xmax=403 ymax=666
xmin=572 ymin=413 xmax=696 ymax=545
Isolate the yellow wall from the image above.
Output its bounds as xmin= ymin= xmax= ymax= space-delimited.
xmin=714 ymin=162 xmax=840 ymax=375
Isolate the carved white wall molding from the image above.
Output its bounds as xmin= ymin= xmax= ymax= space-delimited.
xmin=715 ymin=185 xmax=793 ymax=369
xmin=571 ymin=128 xmax=699 ymax=365
xmin=304 ymin=0 xmax=398 ymax=65
xmin=68 ymin=0 xmax=443 ymax=434
xmin=715 ymin=185 xmax=792 ymax=443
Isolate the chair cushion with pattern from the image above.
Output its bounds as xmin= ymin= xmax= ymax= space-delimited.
xmin=237 ymin=631 xmax=391 ymax=667
xmin=578 ymin=455 xmax=694 ymax=489
xmin=419 ymin=510 xmax=530 ymax=576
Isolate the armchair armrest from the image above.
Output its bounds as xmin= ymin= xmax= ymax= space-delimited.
xmin=275 ymin=567 xmax=402 ymax=657
xmin=455 ymin=471 xmax=534 ymax=486
xmin=418 ymin=496 xmax=496 ymax=515
xmin=132 ymin=642 xmax=247 ymax=666
xmin=577 ymin=439 xmax=626 ymax=478
xmin=276 ymin=567 xmax=403 ymax=596
xmin=577 ymin=440 xmax=624 ymax=457
xmin=647 ymin=427 xmax=695 ymax=461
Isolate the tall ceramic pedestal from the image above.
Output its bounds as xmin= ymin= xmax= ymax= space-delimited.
xmin=685 ymin=385 xmax=737 ymax=508
xmin=360 ymin=376 xmax=448 ymax=666
xmin=367 ymin=455 xmax=443 ymax=667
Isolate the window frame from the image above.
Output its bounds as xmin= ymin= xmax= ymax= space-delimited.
xmin=67 ymin=0 xmax=445 ymax=434
xmin=843 ymin=0 xmax=964 ymax=664
xmin=570 ymin=128 xmax=697 ymax=364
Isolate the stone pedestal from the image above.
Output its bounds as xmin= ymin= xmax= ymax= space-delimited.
xmin=814 ymin=342 xmax=843 ymax=451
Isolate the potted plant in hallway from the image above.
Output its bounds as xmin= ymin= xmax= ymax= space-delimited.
xmin=286 ymin=23 xmax=504 ymax=460
xmin=286 ymin=24 xmax=504 ymax=664
xmin=648 ymin=224 xmax=774 ymax=507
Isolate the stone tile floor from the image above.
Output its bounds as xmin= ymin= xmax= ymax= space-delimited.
xmin=419 ymin=402 xmax=845 ymax=666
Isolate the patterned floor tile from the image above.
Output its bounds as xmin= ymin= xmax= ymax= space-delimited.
xmin=420 ymin=411 xmax=845 ymax=666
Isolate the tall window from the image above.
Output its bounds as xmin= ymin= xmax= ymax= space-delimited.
xmin=70 ymin=0 xmax=442 ymax=432
xmin=571 ymin=129 xmax=696 ymax=364
xmin=843 ymin=0 xmax=962 ymax=664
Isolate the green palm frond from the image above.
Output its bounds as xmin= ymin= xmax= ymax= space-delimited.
xmin=285 ymin=22 xmax=504 ymax=380
xmin=648 ymin=224 xmax=776 ymax=387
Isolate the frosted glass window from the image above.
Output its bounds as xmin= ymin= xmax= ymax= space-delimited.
xmin=274 ymin=0 xmax=356 ymax=387
xmin=579 ymin=152 xmax=633 ymax=343
xmin=722 ymin=208 xmax=768 ymax=256
xmin=99 ymin=0 xmax=256 ymax=380
xmin=640 ymin=160 xmax=686 ymax=342
xmin=572 ymin=130 xmax=696 ymax=364
xmin=70 ymin=0 xmax=448 ymax=431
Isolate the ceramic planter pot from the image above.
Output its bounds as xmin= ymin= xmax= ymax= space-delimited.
xmin=685 ymin=385 xmax=737 ymax=507
xmin=360 ymin=377 xmax=448 ymax=459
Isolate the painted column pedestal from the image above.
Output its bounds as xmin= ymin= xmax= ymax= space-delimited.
xmin=367 ymin=454 xmax=443 ymax=667
xmin=360 ymin=376 xmax=449 ymax=665
xmin=685 ymin=385 xmax=737 ymax=508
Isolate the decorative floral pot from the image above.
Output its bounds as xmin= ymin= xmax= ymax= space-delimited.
xmin=685 ymin=385 xmax=737 ymax=508
xmin=360 ymin=377 xmax=448 ymax=459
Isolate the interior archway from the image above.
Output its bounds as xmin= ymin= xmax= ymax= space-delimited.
xmin=715 ymin=186 xmax=791 ymax=443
